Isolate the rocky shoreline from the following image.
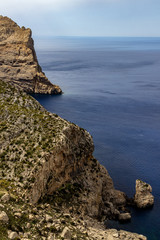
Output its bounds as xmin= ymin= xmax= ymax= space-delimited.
xmin=0 ymin=79 xmax=147 ymax=240
xmin=0 ymin=16 xmax=149 ymax=239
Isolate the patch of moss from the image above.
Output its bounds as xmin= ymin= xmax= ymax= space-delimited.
xmin=0 ymin=224 xmax=8 ymax=240
xmin=0 ymin=180 xmax=13 ymax=190
xmin=41 ymin=182 xmax=82 ymax=206
xmin=7 ymin=211 xmax=28 ymax=233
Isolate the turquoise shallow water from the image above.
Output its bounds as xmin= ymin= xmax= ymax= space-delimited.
xmin=33 ymin=37 xmax=160 ymax=240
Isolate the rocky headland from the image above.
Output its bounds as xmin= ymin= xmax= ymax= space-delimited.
xmin=0 ymin=16 xmax=62 ymax=94
xmin=0 ymin=16 xmax=147 ymax=240
xmin=0 ymin=80 xmax=146 ymax=240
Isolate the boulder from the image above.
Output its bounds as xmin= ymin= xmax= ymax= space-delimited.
xmin=61 ymin=227 xmax=71 ymax=239
xmin=134 ymin=179 xmax=154 ymax=208
xmin=0 ymin=211 xmax=9 ymax=223
xmin=118 ymin=212 xmax=131 ymax=222
xmin=8 ymin=231 xmax=19 ymax=239
xmin=45 ymin=214 xmax=53 ymax=222
xmin=1 ymin=193 xmax=10 ymax=202
xmin=48 ymin=234 xmax=54 ymax=240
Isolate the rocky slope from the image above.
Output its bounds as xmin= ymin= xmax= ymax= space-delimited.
xmin=0 ymin=16 xmax=62 ymax=94
xmin=0 ymin=79 xmax=147 ymax=239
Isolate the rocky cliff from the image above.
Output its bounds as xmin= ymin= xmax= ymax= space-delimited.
xmin=0 ymin=79 xmax=126 ymax=218
xmin=0 ymin=80 xmax=147 ymax=239
xmin=0 ymin=16 xmax=62 ymax=94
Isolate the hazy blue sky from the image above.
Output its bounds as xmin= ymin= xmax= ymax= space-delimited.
xmin=1 ymin=0 xmax=160 ymax=37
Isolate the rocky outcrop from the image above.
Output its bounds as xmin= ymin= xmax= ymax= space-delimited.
xmin=0 ymin=16 xmax=62 ymax=94
xmin=0 ymin=199 xmax=147 ymax=240
xmin=88 ymin=227 xmax=147 ymax=240
xmin=0 ymin=79 xmax=126 ymax=220
xmin=0 ymin=80 xmax=147 ymax=239
xmin=0 ymin=211 xmax=9 ymax=223
xmin=134 ymin=179 xmax=154 ymax=208
xmin=118 ymin=212 xmax=131 ymax=222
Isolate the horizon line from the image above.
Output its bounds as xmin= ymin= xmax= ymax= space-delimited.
xmin=34 ymin=35 xmax=160 ymax=38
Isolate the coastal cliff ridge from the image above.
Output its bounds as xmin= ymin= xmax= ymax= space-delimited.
xmin=0 ymin=80 xmax=146 ymax=240
xmin=0 ymin=16 xmax=147 ymax=240
xmin=0 ymin=16 xmax=62 ymax=94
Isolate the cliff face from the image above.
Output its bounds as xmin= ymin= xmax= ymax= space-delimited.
xmin=0 ymin=16 xmax=147 ymax=239
xmin=0 ymin=16 xmax=62 ymax=94
xmin=0 ymin=80 xmax=147 ymax=239
xmin=0 ymin=79 xmax=126 ymax=218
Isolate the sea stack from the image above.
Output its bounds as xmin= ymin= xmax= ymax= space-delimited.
xmin=134 ymin=179 xmax=154 ymax=208
xmin=0 ymin=16 xmax=62 ymax=94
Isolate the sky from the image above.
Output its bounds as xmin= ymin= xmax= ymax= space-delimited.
xmin=1 ymin=0 xmax=160 ymax=37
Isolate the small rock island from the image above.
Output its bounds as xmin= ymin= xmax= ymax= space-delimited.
xmin=134 ymin=179 xmax=154 ymax=208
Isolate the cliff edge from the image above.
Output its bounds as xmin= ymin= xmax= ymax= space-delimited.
xmin=0 ymin=79 xmax=126 ymax=219
xmin=0 ymin=16 xmax=62 ymax=94
xmin=0 ymin=16 xmax=147 ymax=239
xmin=0 ymin=80 xmax=146 ymax=239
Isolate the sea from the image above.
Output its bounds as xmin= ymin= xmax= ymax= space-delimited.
xmin=33 ymin=37 xmax=160 ymax=240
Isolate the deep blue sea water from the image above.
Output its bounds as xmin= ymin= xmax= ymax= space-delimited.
xmin=33 ymin=37 xmax=160 ymax=239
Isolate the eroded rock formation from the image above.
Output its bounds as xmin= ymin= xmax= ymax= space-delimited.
xmin=0 ymin=16 xmax=62 ymax=94
xmin=134 ymin=179 xmax=154 ymax=208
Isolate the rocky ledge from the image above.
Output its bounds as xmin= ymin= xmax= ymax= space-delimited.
xmin=0 ymin=16 xmax=62 ymax=94
xmin=0 ymin=80 xmax=147 ymax=239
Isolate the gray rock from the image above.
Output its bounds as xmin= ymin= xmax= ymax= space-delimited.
xmin=118 ymin=212 xmax=131 ymax=222
xmin=0 ymin=211 xmax=9 ymax=223
xmin=14 ymin=212 xmax=22 ymax=218
xmin=26 ymin=223 xmax=31 ymax=228
xmin=23 ymin=233 xmax=29 ymax=238
xmin=61 ymin=227 xmax=71 ymax=239
xmin=1 ymin=193 xmax=10 ymax=202
xmin=8 ymin=231 xmax=19 ymax=239
xmin=28 ymin=214 xmax=34 ymax=220
xmin=45 ymin=214 xmax=53 ymax=222
xmin=48 ymin=234 xmax=54 ymax=240
xmin=112 ymin=232 xmax=119 ymax=238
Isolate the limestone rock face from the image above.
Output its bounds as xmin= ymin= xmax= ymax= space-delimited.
xmin=134 ymin=179 xmax=154 ymax=208
xmin=0 ymin=80 xmax=147 ymax=239
xmin=0 ymin=79 xmax=126 ymax=220
xmin=0 ymin=16 xmax=62 ymax=94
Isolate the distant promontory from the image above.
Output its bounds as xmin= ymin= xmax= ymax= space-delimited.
xmin=0 ymin=16 xmax=62 ymax=94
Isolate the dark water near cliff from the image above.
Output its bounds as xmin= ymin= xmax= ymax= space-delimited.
xmin=34 ymin=37 xmax=160 ymax=239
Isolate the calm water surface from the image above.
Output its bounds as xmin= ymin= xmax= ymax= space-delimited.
xmin=33 ymin=37 xmax=160 ymax=240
